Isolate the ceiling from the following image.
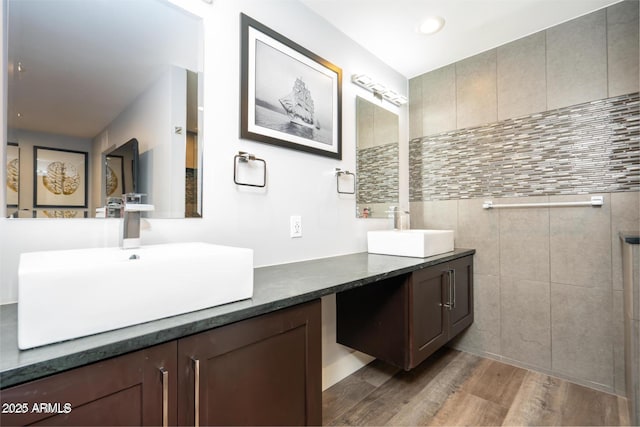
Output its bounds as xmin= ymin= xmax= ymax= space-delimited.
xmin=7 ymin=0 xmax=622 ymax=139
xmin=7 ymin=0 xmax=200 ymax=139
xmin=299 ymin=0 xmax=622 ymax=79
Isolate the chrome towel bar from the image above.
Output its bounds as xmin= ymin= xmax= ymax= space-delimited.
xmin=335 ymin=168 xmax=356 ymax=195
xmin=233 ymin=151 xmax=266 ymax=188
xmin=483 ymin=196 xmax=604 ymax=209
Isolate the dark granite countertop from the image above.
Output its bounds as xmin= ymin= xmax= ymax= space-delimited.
xmin=620 ymin=231 xmax=640 ymax=245
xmin=0 ymin=249 xmax=474 ymax=388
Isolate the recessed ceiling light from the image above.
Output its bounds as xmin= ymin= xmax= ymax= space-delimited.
xmin=419 ymin=16 xmax=445 ymax=35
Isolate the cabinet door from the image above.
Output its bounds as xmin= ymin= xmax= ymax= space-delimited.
xmin=1 ymin=342 xmax=177 ymax=426
xmin=409 ymin=265 xmax=448 ymax=369
xmin=448 ymin=255 xmax=474 ymax=338
xmin=177 ymin=300 xmax=321 ymax=426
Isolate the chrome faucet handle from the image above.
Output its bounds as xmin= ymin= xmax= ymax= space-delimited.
xmin=122 ymin=193 xmax=154 ymax=212
xmin=123 ymin=193 xmax=146 ymax=204
xmin=123 ymin=203 xmax=155 ymax=212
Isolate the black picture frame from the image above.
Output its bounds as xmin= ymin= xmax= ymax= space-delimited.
xmin=105 ymin=155 xmax=124 ymax=198
xmin=240 ymin=13 xmax=342 ymax=159
xmin=33 ymin=146 xmax=88 ymax=208
xmin=6 ymin=143 xmax=19 ymax=208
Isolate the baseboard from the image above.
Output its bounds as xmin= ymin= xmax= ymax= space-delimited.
xmin=448 ymin=343 xmax=619 ymax=396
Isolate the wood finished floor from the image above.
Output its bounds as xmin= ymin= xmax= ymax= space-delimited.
xmin=322 ymin=348 xmax=630 ymax=426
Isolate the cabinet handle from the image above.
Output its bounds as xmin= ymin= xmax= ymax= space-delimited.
xmin=442 ymin=269 xmax=455 ymax=311
xmin=192 ymin=358 xmax=200 ymax=427
xmin=159 ymin=368 xmax=169 ymax=427
xmin=447 ymin=269 xmax=453 ymax=310
xmin=450 ymin=268 xmax=456 ymax=309
xmin=440 ymin=270 xmax=452 ymax=309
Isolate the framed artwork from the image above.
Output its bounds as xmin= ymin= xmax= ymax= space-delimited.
xmin=6 ymin=143 xmax=19 ymax=207
xmin=240 ymin=13 xmax=342 ymax=159
xmin=105 ymin=155 xmax=124 ymax=197
xmin=34 ymin=146 xmax=88 ymax=208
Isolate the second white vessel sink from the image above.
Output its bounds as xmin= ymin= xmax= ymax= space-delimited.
xmin=367 ymin=229 xmax=454 ymax=258
xmin=18 ymin=242 xmax=253 ymax=349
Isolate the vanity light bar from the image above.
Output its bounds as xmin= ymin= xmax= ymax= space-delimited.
xmin=351 ymin=74 xmax=408 ymax=106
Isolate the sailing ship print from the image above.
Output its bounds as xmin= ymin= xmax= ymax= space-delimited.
xmin=279 ymin=78 xmax=320 ymax=130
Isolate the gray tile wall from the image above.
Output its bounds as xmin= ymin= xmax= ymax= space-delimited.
xmin=357 ymin=143 xmax=399 ymax=204
xmin=409 ymin=0 xmax=639 ymax=140
xmin=456 ymin=51 xmax=497 ymax=129
xmin=497 ymin=32 xmax=547 ymax=121
xmin=422 ymin=64 xmax=457 ymax=136
xmin=546 ymin=10 xmax=608 ymax=109
xmin=408 ymin=1 xmax=640 ymax=394
xmin=410 ymin=92 xmax=639 ymax=202
xmin=417 ymin=191 xmax=639 ymax=394
xmin=607 ymin=1 xmax=640 ymax=97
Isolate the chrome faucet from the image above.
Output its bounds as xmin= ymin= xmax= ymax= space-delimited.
xmin=388 ymin=206 xmax=410 ymax=230
xmin=389 ymin=206 xmax=400 ymax=229
xmin=121 ymin=193 xmax=154 ymax=249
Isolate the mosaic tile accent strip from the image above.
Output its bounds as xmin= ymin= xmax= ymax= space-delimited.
xmin=185 ymin=168 xmax=199 ymax=217
xmin=410 ymin=92 xmax=640 ymax=201
xmin=357 ymin=142 xmax=399 ymax=204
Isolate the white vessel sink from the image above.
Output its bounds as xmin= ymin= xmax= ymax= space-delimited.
xmin=18 ymin=242 xmax=253 ymax=349
xmin=367 ymin=229 xmax=455 ymax=258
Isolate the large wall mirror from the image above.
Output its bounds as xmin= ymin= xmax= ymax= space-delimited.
xmin=356 ymin=96 xmax=399 ymax=218
xmin=5 ymin=0 xmax=204 ymax=219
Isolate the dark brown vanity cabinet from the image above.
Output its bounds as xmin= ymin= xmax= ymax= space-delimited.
xmin=1 ymin=300 xmax=321 ymax=427
xmin=177 ymin=300 xmax=321 ymax=426
xmin=337 ymin=255 xmax=473 ymax=370
xmin=0 ymin=341 xmax=177 ymax=426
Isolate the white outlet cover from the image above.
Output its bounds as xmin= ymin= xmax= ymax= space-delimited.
xmin=290 ymin=216 xmax=302 ymax=238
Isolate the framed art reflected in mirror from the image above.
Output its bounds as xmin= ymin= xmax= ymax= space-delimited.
xmin=34 ymin=146 xmax=87 ymax=209
xmin=6 ymin=143 xmax=19 ymax=209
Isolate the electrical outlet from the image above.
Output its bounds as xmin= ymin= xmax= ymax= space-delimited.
xmin=290 ymin=216 xmax=302 ymax=238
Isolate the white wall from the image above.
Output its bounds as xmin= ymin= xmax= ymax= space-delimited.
xmin=0 ymin=0 xmax=408 ymax=389
xmin=92 ymin=65 xmax=187 ymax=217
